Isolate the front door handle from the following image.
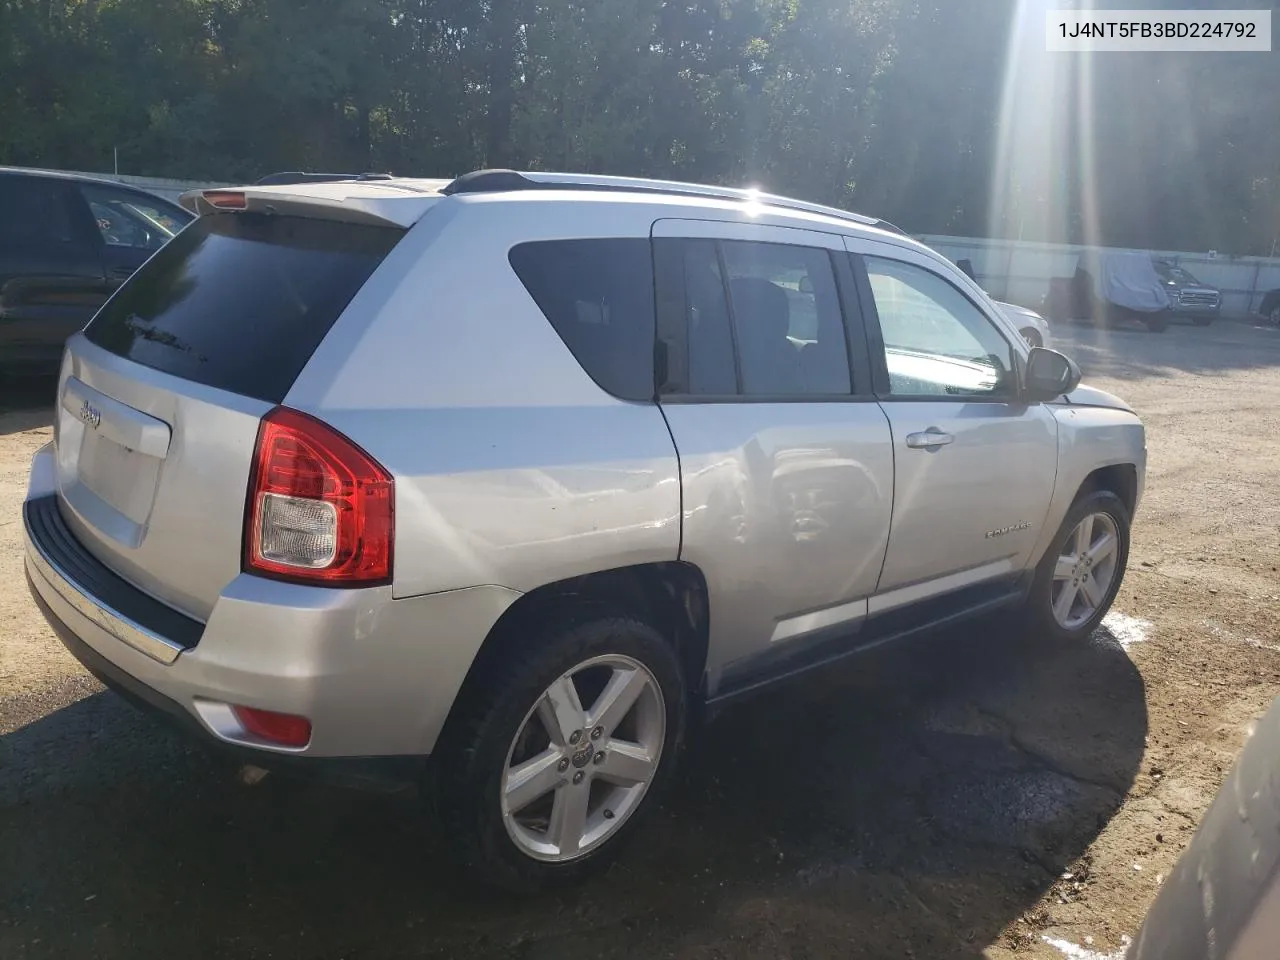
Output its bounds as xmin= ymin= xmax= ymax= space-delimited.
xmin=905 ymin=428 xmax=954 ymax=449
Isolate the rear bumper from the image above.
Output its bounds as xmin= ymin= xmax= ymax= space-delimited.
xmin=26 ymin=571 xmax=423 ymax=788
xmin=24 ymin=444 xmax=520 ymax=761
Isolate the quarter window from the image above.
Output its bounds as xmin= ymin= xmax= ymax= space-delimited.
xmin=864 ymin=256 xmax=1015 ymax=398
xmin=509 ymin=239 xmax=656 ymax=401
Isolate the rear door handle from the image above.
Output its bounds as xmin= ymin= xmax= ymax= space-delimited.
xmin=905 ymin=428 xmax=954 ymax=449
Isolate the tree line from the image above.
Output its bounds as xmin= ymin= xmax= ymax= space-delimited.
xmin=2 ymin=0 xmax=1278 ymax=254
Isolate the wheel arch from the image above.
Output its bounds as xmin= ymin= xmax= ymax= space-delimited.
xmin=440 ymin=561 xmax=712 ymax=740
xmin=1077 ymin=462 xmax=1139 ymax=517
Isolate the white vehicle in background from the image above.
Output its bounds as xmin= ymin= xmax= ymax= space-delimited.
xmin=952 ymin=257 xmax=1052 ymax=347
xmin=996 ymin=300 xmax=1052 ymax=348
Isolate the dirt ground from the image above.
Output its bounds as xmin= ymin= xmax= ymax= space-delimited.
xmin=2 ymin=318 xmax=1279 ymax=960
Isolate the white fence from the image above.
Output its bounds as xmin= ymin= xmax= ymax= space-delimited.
xmin=918 ymin=234 xmax=1280 ymax=319
xmin=62 ymin=170 xmax=220 ymax=204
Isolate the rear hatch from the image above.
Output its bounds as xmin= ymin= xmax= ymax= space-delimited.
xmin=55 ymin=205 xmax=407 ymax=621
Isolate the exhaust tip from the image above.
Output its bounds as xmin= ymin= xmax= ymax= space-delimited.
xmin=235 ymin=764 xmax=271 ymax=787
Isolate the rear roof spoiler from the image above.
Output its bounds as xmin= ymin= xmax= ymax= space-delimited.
xmin=177 ymin=183 xmax=441 ymax=227
xmin=255 ymin=172 xmax=395 ymax=186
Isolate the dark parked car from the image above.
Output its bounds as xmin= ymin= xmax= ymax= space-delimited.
xmin=1153 ymin=260 xmax=1219 ymax=325
xmin=0 ymin=167 xmax=193 ymax=372
xmin=1259 ymin=288 xmax=1280 ymax=326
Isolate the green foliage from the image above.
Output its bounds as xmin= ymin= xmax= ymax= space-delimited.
xmin=1 ymin=0 xmax=1276 ymax=252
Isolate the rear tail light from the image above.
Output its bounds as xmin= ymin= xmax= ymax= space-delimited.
xmin=231 ymin=705 xmax=312 ymax=747
xmin=244 ymin=407 xmax=393 ymax=585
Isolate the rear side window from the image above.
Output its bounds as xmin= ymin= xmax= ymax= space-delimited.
xmin=654 ymin=237 xmax=853 ymax=397
xmin=85 ymin=213 xmax=404 ymax=403
xmin=0 ymin=175 xmax=85 ymax=248
xmin=508 ymin=239 xmax=656 ymax=401
xmin=721 ymin=240 xmax=851 ymax=395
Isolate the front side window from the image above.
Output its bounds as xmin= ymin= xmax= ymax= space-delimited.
xmin=864 ymin=256 xmax=1015 ymax=398
xmin=79 ymin=183 xmax=189 ymax=252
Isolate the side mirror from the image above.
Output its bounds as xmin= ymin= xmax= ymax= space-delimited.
xmin=798 ymin=275 xmax=814 ymax=294
xmin=1024 ymin=347 xmax=1081 ymax=402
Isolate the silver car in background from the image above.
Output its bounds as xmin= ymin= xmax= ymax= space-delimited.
xmin=23 ymin=170 xmax=1146 ymax=890
xmin=997 ymin=299 xmax=1053 ymax=348
xmin=950 ymin=256 xmax=1053 ymax=347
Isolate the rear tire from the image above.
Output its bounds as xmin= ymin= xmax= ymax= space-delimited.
xmin=1019 ymin=489 xmax=1131 ymax=645
xmin=435 ymin=610 xmax=687 ymax=893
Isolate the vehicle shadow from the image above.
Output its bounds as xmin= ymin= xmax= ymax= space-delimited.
xmin=0 ymin=619 xmax=1146 ymax=959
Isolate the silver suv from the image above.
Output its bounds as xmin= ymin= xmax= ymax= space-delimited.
xmin=22 ymin=170 xmax=1146 ymax=890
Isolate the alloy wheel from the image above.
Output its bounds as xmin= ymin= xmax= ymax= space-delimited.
xmin=500 ymin=654 xmax=666 ymax=862
xmin=1050 ymin=511 xmax=1121 ymax=630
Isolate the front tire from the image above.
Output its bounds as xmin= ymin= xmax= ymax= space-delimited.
xmin=1145 ymin=313 xmax=1168 ymax=333
xmin=1020 ymin=489 xmax=1131 ymax=644
xmin=435 ymin=611 xmax=687 ymax=892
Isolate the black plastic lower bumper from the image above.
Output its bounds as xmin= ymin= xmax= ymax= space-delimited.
xmin=24 ymin=494 xmax=204 ymax=651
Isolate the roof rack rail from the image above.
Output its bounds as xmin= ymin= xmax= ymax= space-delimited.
xmin=441 ymin=169 xmax=899 ymax=233
xmin=255 ymin=171 xmax=395 ymax=186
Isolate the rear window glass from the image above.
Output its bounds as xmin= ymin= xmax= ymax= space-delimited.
xmin=508 ymin=239 xmax=656 ymax=401
xmin=85 ymin=213 xmax=404 ymax=403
